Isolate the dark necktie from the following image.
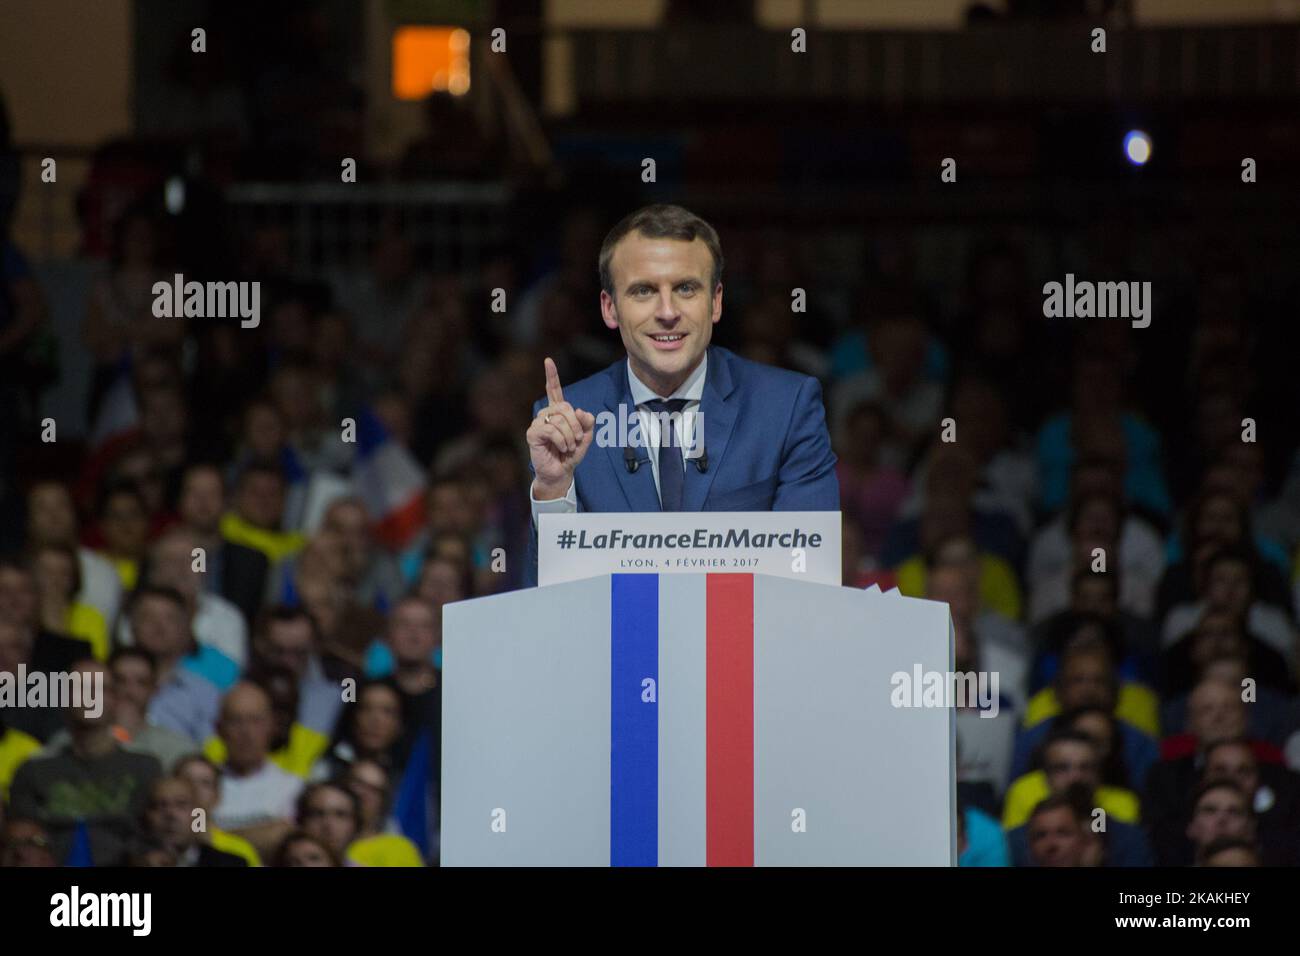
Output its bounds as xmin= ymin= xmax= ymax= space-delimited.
xmin=645 ymin=398 xmax=689 ymax=511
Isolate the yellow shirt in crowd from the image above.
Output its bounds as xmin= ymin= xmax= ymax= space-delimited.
xmin=203 ymin=722 xmax=331 ymax=780
xmin=347 ymin=833 xmax=425 ymax=868
xmin=1021 ymin=683 xmax=1161 ymax=739
xmin=65 ymin=601 xmax=109 ymax=661
xmin=0 ymin=726 xmax=42 ymax=800
xmin=219 ymin=513 xmax=306 ymax=564
xmin=1002 ymin=770 xmax=1141 ymax=830
xmin=211 ymin=827 xmax=262 ymax=866
xmin=895 ymin=553 xmax=1023 ymax=622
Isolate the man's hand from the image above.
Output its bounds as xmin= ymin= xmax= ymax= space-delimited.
xmin=527 ymin=357 xmax=596 ymax=500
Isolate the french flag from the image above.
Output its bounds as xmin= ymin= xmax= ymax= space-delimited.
xmin=441 ymin=572 xmax=954 ymax=866
xmin=352 ymin=407 xmax=427 ymax=551
xmin=87 ymin=360 xmax=140 ymax=452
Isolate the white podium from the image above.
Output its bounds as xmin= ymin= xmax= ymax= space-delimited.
xmin=441 ymin=570 xmax=956 ymax=866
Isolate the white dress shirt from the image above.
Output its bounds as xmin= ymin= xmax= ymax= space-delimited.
xmin=531 ymin=356 xmax=707 ymax=519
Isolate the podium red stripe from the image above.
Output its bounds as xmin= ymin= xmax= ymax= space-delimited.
xmin=705 ymin=573 xmax=754 ymax=867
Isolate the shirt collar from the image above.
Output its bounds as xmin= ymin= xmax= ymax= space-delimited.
xmin=627 ymin=353 xmax=708 ymax=407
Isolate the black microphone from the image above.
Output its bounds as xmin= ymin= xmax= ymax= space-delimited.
xmin=624 ymin=445 xmax=647 ymax=473
xmin=625 ymin=442 xmax=708 ymax=473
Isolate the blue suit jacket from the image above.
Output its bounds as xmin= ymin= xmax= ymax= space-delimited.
xmin=524 ymin=346 xmax=839 ymax=586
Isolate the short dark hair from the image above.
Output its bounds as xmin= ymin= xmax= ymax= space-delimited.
xmin=97 ymin=479 xmax=147 ymax=520
xmin=109 ymin=644 xmax=157 ymax=675
xmin=236 ymin=459 xmax=285 ymax=488
xmin=126 ymin=583 xmax=188 ymax=618
xmin=271 ymin=830 xmax=341 ymax=867
xmin=1042 ymin=727 xmax=1099 ymax=760
xmin=1203 ymin=545 xmax=1255 ymax=584
xmin=1027 ymin=792 xmax=1086 ymax=827
xmin=598 ymin=204 xmax=723 ymax=298
xmin=1202 ymin=736 xmax=1254 ymax=768
xmin=181 ymin=461 xmax=226 ymax=490
xmin=175 ymin=752 xmax=222 ymax=783
xmin=1191 ymin=778 xmax=1249 ymax=811
xmin=28 ymin=540 xmax=82 ymax=596
xmin=297 ymin=781 xmax=363 ymax=833
xmin=1059 ymin=614 xmax=1120 ymax=663
xmin=254 ymin=604 xmax=322 ymax=646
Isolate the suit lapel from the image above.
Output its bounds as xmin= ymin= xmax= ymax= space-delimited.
xmin=601 ymin=360 xmax=662 ymax=512
xmin=682 ymin=347 xmax=738 ymax=513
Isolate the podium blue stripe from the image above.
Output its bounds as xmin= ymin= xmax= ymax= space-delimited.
xmin=610 ymin=574 xmax=658 ymax=866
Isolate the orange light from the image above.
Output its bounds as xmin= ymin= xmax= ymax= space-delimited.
xmin=392 ymin=26 xmax=471 ymax=100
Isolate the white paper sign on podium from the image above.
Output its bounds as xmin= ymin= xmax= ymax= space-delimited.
xmin=537 ymin=511 xmax=841 ymax=587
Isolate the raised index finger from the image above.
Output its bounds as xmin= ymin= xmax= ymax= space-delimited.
xmin=544 ymin=356 xmax=565 ymax=406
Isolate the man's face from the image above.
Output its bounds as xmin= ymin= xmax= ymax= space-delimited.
xmin=1027 ymin=807 xmax=1089 ymax=867
xmin=130 ymin=596 xmax=189 ymax=660
xmin=177 ymin=761 xmax=219 ymax=811
xmin=1044 ymin=740 xmax=1100 ymax=794
xmin=102 ymin=492 xmax=149 ymax=555
xmin=1205 ymin=560 xmax=1251 ymax=613
xmin=387 ymin=600 xmax=438 ymax=665
xmin=355 ymin=686 xmax=403 ymax=753
xmin=417 ymin=559 xmax=465 ymax=608
xmin=0 ymin=568 xmax=38 ymax=626
xmin=245 ymin=405 xmax=284 ymax=458
xmin=1205 ymin=745 xmax=1259 ymax=800
xmin=1072 ymin=577 xmax=1116 ymax=617
xmin=301 ymin=788 xmax=357 ymax=854
xmin=139 ymin=387 xmax=187 ymax=445
xmin=258 ymin=618 xmax=314 ymax=678
xmin=346 ymin=762 xmax=389 ymax=829
xmin=1191 ymin=614 xmax=1246 ymax=668
xmin=1070 ymin=713 xmax=1113 ymax=761
xmin=600 ymin=233 xmax=721 ymax=394
xmin=65 ymin=661 xmax=113 ymax=731
xmin=179 ymin=469 xmax=224 ymax=533
xmin=323 ymin=503 xmax=370 ymax=578
xmin=33 ymin=549 xmax=77 ymax=603
xmin=1188 ymin=788 xmax=1252 ymax=847
xmin=110 ymin=655 xmax=155 ymax=715
xmin=428 ymin=484 xmax=469 ymax=535
xmin=1057 ymin=653 xmax=1113 ymax=711
xmin=218 ymin=687 xmax=274 ymax=767
xmin=145 ymin=779 xmax=196 ymax=847
xmin=0 ymin=620 xmax=32 ymax=672
xmin=925 ymin=565 xmax=977 ymax=626
xmin=1189 ymin=682 xmax=1247 ymax=744
xmin=283 ymin=839 xmax=333 ymax=867
xmin=235 ymin=473 xmax=284 ymax=530
xmin=150 ymin=535 xmax=201 ymax=599
xmin=1195 ymin=496 xmax=1241 ymax=544
xmin=27 ymin=485 xmax=77 ymax=545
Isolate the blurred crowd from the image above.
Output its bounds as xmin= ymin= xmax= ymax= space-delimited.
xmin=2 ymin=66 xmax=1299 ymax=867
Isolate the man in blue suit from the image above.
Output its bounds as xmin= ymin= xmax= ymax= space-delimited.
xmin=524 ymin=204 xmax=838 ymax=586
